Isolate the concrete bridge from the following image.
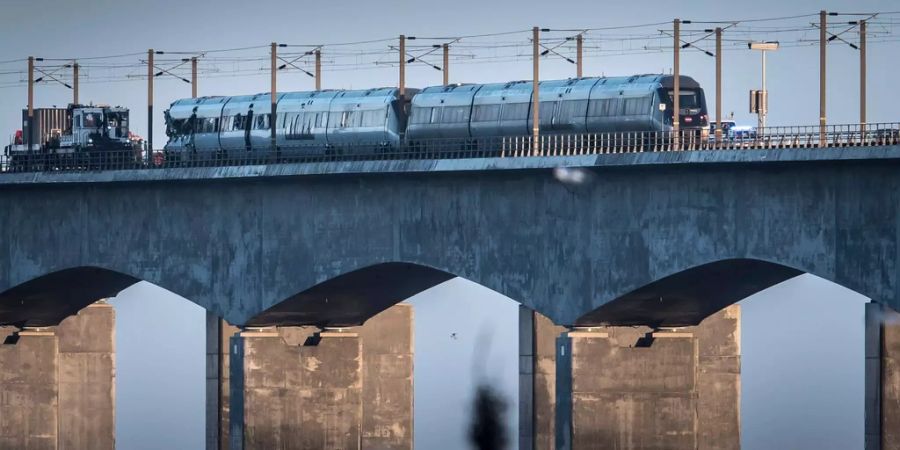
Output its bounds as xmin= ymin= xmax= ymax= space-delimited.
xmin=0 ymin=145 xmax=899 ymax=449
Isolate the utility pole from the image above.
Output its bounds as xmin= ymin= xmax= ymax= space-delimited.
xmin=315 ymin=49 xmax=322 ymax=91
xmin=399 ymin=35 xmax=406 ymax=99
xmin=715 ymin=28 xmax=722 ymax=142
xmin=819 ymin=10 xmax=827 ymax=146
xmin=760 ymin=47 xmax=767 ymax=130
xmin=673 ymin=19 xmax=680 ymax=150
xmin=576 ymin=34 xmax=583 ymax=78
xmin=443 ymin=43 xmax=449 ymax=86
xmin=532 ymin=26 xmax=540 ymax=155
xmin=27 ymin=56 xmax=34 ymax=152
xmin=73 ymin=61 xmax=79 ymax=105
xmin=270 ymin=42 xmax=277 ymax=152
xmin=860 ymin=19 xmax=867 ymax=137
xmin=191 ymin=57 xmax=198 ymax=99
xmin=147 ymin=49 xmax=153 ymax=159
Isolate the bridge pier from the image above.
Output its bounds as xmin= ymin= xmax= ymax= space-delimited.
xmin=866 ymin=302 xmax=900 ymax=450
xmin=518 ymin=306 xmax=740 ymax=450
xmin=0 ymin=301 xmax=115 ymax=450
xmin=211 ymin=304 xmax=413 ymax=450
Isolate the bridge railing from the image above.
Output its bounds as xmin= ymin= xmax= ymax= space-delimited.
xmin=1 ymin=122 xmax=898 ymax=174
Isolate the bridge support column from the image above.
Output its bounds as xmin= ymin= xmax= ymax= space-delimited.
xmin=0 ymin=300 xmax=114 ymax=450
xmin=229 ymin=327 xmax=363 ymax=450
xmin=866 ymin=302 xmax=900 ymax=450
xmin=207 ymin=313 xmax=239 ymax=450
xmin=220 ymin=304 xmax=413 ymax=450
xmin=358 ymin=303 xmax=414 ymax=450
xmin=0 ymin=328 xmax=59 ymax=450
xmin=56 ymin=302 xmax=116 ymax=450
xmin=518 ymin=307 xmax=567 ymax=450
xmin=554 ymin=305 xmax=740 ymax=450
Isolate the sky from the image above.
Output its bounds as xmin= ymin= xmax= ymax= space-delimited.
xmin=1 ymin=0 xmax=890 ymax=448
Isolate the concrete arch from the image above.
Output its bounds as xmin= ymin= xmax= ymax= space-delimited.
xmin=574 ymin=258 xmax=804 ymax=327
xmin=247 ymin=262 xmax=454 ymax=327
xmin=0 ymin=266 xmax=140 ymax=327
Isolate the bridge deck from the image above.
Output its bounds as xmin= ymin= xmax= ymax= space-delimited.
xmin=1 ymin=145 xmax=899 ymax=185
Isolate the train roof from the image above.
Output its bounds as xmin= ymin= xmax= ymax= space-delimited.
xmin=330 ymin=87 xmax=403 ymax=109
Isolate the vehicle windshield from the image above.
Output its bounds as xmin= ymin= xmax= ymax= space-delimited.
xmin=83 ymin=112 xmax=103 ymax=128
xmin=666 ymin=90 xmax=702 ymax=109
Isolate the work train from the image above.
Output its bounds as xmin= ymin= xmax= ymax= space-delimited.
xmin=163 ymin=74 xmax=708 ymax=158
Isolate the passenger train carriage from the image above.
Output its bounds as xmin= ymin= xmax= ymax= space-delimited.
xmin=164 ymin=74 xmax=707 ymax=159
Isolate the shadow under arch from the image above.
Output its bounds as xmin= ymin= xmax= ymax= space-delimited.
xmin=0 ymin=266 xmax=141 ymax=327
xmin=247 ymin=262 xmax=455 ymax=327
xmin=576 ymin=258 xmax=805 ymax=328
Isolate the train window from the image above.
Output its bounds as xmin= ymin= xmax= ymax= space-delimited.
xmin=360 ymin=109 xmax=386 ymax=127
xmin=428 ymin=107 xmax=441 ymax=124
xmin=501 ymin=103 xmax=529 ymax=121
xmin=666 ymin=90 xmax=701 ymax=109
xmin=328 ymin=112 xmax=343 ymax=129
xmin=198 ymin=117 xmax=218 ymax=133
xmin=232 ymin=114 xmax=245 ymax=131
xmin=345 ymin=110 xmax=361 ymax=128
xmin=624 ymin=97 xmax=650 ymax=115
xmin=557 ymin=100 xmax=588 ymax=123
xmin=472 ymin=104 xmax=500 ymax=122
xmin=539 ymin=102 xmax=556 ymax=126
xmin=609 ymin=99 xmax=623 ymax=116
xmin=410 ymin=107 xmax=429 ymax=125
xmin=442 ymin=106 xmax=469 ymax=124
xmin=83 ymin=113 xmax=101 ymax=128
xmin=588 ymin=99 xmax=608 ymax=117
xmin=254 ymin=114 xmax=270 ymax=130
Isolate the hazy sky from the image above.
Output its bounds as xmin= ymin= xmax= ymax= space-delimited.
xmin=3 ymin=0 xmax=889 ymax=448
xmin=1 ymin=0 xmax=898 ymax=145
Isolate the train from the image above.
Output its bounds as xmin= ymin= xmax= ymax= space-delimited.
xmin=163 ymin=74 xmax=709 ymax=159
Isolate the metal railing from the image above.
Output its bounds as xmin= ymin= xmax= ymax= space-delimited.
xmin=1 ymin=122 xmax=898 ymax=174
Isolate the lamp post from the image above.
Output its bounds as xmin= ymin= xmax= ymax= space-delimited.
xmin=748 ymin=41 xmax=779 ymax=132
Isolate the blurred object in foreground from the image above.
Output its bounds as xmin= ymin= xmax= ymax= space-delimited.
xmin=553 ymin=166 xmax=595 ymax=186
xmin=469 ymin=383 xmax=509 ymax=450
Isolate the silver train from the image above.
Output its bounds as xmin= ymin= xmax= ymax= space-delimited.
xmin=163 ymin=74 xmax=708 ymax=157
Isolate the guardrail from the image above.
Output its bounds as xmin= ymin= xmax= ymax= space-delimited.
xmin=1 ymin=122 xmax=898 ymax=174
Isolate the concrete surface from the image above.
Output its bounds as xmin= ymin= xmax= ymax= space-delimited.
xmin=207 ymin=313 xmax=239 ymax=450
xmin=0 ymin=328 xmax=58 ymax=450
xmin=220 ymin=304 xmax=412 ymax=450
xmin=56 ymin=302 xmax=116 ymax=450
xmin=1 ymin=149 xmax=900 ymax=330
xmin=0 ymin=300 xmax=115 ymax=450
xmin=230 ymin=328 xmax=363 ymax=450
xmin=526 ymin=310 xmax=567 ymax=450
xmin=358 ymin=303 xmax=414 ymax=450
xmin=554 ymin=305 xmax=740 ymax=450
xmin=867 ymin=303 xmax=900 ymax=450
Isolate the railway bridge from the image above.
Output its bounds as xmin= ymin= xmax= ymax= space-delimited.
xmin=0 ymin=140 xmax=899 ymax=449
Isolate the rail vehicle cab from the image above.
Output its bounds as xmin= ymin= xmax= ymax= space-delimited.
xmin=164 ymin=96 xmax=228 ymax=157
xmin=50 ymin=105 xmax=133 ymax=154
xmin=657 ymin=75 xmax=709 ymax=134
